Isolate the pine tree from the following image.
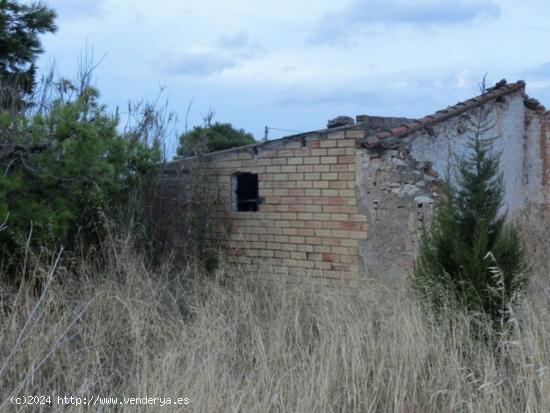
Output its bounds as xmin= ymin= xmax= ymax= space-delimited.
xmin=0 ymin=0 xmax=57 ymax=111
xmin=0 ymin=84 xmax=162 ymax=272
xmin=412 ymin=83 xmax=529 ymax=332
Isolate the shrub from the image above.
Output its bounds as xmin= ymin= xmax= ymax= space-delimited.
xmin=412 ymin=87 xmax=529 ymax=333
xmin=0 ymin=83 xmax=162 ymax=271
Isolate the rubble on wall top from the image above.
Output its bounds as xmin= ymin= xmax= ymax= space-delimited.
xmin=166 ymin=79 xmax=545 ymax=166
xmin=356 ymin=115 xmax=416 ymax=133
xmin=327 ymin=116 xmax=355 ymax=128
xmin=524 ymin=97 xmax=547 ymax=112
xmin=359 ymin=79 xmax=527 ymax=150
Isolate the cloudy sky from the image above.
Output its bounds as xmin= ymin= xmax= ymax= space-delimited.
xmin=39 ymin=0 xmax=550 ymax=156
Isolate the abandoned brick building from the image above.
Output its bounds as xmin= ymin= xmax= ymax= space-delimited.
xmin=160 ymin=80 xmax=549 ymax=287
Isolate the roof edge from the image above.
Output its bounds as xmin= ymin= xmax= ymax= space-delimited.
xmin=359 ymin=79 xmax=526 ymax=149
xmin=166 ymin=122 xmax=365 ymax=165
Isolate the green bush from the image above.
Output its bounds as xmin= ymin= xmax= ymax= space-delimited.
xmin=412 ymin=101 xmax=529 ymax=333
xmin=0 ymin=84 xmax=161 ymax=268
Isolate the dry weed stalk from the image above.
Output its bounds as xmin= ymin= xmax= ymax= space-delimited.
xmin=0 ymin=232 xmax=548 ymax=412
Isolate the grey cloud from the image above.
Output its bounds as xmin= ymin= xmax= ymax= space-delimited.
xmin=277 ymin=88 xmax=381 ymax=107
xmin=156 ymin=31 xmax=263 ymax=77
xmin=277 ymin=77 xmax=437 ymax=107
xmin=276 ymin=81 xmax=464 ymax=120
xmin=217 ymin=31 xmax=251 ymax=49
xmin=217 ymin=30 xmax=264 ymax=59
xmin=310 ymin=0 xmax=501 ymax=44
xmin=157 ymin=52 xmax=239 ymax=76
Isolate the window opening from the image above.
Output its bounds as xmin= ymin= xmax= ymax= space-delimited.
xmin=232 ymin=173 xmax=259 ymax=211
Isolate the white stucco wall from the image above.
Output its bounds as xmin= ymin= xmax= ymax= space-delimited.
xmin=356 ymin=88 xmax=550 ymax=278
xmin=409 ymin=91 xmax=529 ymax=214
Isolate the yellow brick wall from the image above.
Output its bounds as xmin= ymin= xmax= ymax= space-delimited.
xmin=201 ymin=129 xmax=367 ymax=288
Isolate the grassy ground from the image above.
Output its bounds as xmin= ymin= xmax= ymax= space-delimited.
xmin=0 ymin=231 xmax=549 ymax=412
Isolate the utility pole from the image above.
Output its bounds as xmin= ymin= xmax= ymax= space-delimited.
xmin=263 ymin=126 xmax=303 ymax=143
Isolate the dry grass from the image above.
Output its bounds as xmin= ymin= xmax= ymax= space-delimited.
xmin=0 ymin=233 xmax=549 ymax=412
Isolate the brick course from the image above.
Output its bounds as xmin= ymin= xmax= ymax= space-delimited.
xmin=196 ymin=128 xmax=368 ymax=288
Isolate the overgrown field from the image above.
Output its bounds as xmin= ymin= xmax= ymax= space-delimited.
xmin=0 ymin=227 xmax=549 ymax=413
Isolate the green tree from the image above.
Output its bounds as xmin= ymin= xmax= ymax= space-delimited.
xmin=0 ymin=0 xmax=57 ymax=111
xmin=176 ymin=119 xmax=255 ymax=157
xmin=412 ymin=88 xmax=529 ymax=333
xmin=0 ymin=84 xmax=161 ymax=270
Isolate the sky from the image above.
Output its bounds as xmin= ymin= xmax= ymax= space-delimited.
xmin=39 ymin=0 xmax=550 ymax=157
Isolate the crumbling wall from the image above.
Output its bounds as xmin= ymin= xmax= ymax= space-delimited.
xmin=356 ymin=147 xmax=439 ymax=278
xmin=147 ymin=166 xmax=189 ymax=249
xmin=409 ymin=90 xmax=550 ymax=218
xmin=355 ymin=89 xmax=548 ymax=278
xmin=524 ymin=109 xmax=550 ymax=208
xmin=522 ymin=107 xmax=550 ymax=257
xmin=409 ymin=90 xmax=527 ymax=213
xmin=543 ymin=114 xmax=550 ymax=203
xmin=160 ymin=89 xmax=549 ymax=283
xmin=150 ymin=155 xmax=223 ymax=266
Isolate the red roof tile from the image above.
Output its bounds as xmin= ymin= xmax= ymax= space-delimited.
xmin=360 ymin=80 xmax=526 ymax=149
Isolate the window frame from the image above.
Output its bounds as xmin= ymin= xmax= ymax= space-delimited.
xmin=231 ymin=172 xmax=260 ymax=212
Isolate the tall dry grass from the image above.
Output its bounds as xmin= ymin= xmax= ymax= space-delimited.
xmin=0 ymin=231 xmax=549 ymax=412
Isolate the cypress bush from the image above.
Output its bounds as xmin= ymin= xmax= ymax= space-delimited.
xmin=412 ymin=95 xmax=529 ymax=333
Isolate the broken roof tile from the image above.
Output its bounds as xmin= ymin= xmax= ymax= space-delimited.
xmin=359 ymin=79 xmax=526 ymax=150
xmin=390 ymin=126 xmax=409 ymax=135
xmin=418 ymin=116 xmax=434 ymax=123
xmin=377 ymin=131 xmax=392 ymax=138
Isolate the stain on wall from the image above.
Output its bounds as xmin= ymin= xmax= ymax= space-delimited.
xmin=355 ymin=147 xmax=439 ymax=278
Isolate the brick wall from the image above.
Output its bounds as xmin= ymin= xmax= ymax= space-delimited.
xmin=195 ymin=127 xmax=368 ymax=287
